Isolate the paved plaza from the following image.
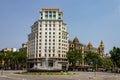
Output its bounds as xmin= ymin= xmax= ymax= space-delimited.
xmin=0 ymin=70 xmax=120 ymax=80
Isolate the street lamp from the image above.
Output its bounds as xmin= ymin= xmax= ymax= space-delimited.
xmin=93 ymin=59 xmax=97 ymax=77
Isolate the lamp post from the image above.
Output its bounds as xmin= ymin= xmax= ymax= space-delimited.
xmin=93 ymin=59 xmax=97 ymax=77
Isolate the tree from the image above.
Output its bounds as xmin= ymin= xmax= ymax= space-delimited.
xmin=84 ymin=51 xmax=104 ymax=70
xmin=109 ymin=47 xmax=120 ymax=68
xmin=102 ymin=58 xmax=113 ymax=69
xmin=3 ymin=50 xmax=27 ymax=70
xmin=84 ymin=51 xmax=99 ymax=64
xmin=0 ymin=52 xmax=3 ymax=61
xmin=0 ymin=52 xmax=3 ymax=68
xmin=4 ymin=51 xmax=13 ymax=69
xmin=17 ymin=51 xmax=27 ymax=69
xmin=67 ymin=50 xmax=82 ymax=70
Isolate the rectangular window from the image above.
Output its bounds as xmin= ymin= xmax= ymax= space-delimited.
xmin=53 ymin=28 xmax=55 ymax=30
xmin=45 ymin=15 xmax=48 ymax=19
xmin=45 ymin=54 xmax=46 ymax=57
xmin=53 ymin=11 xmax=56 ymax=15
xmin=58 ymin=54 xmax=60 ymax=57
xmin=45 ymin=43 xmax=47 ymax=45
xmin=49 ymin=24 xmax=51 ymax=27
xmin=53 ymin=24 xmax=55 ymax=27
xmin=59 ymin=39 xmax=61 ymax=42
xmin=49 ymin=11 xmax=52 ymax=15
xmin=58 ymin=14 xmax=61 ymax=16
xmin=39 ymin=54 xmax=41 ymax=57
xmin=53 ymin=32 xmax=55 ymax=34
xmin=45 ymin=12 xmax=48 ymax=18
xmin=45 ymin=39 xmax=47 ymax=42
xmin=49 ymin=15 xmax=52 ymax=18
xmin=45 ymin=47 xmax=47 ymax=49
xmin=53 ymin=54 xmax=55 ymax=57
xmin=53 ymin=50 xmax=55 ymax=53
xmin=58 ymin=17 xmax=61 ymax=19
xmin=45 ymin=11 xmax=48 ymax=14
xmin=59 ymin=32 xmax=61 ymax=35
xmin=39 ymin=39 xmax=41 ymax=42
xmin=49 ymin=21 xmax=51 ymax=24
xmin=39 ymin=50 xmax=41 ymax=52
xmin=49 ymin=54 xmax=51 ymax=57
xmin=49 ymin=28 xmax=51 ymax=30
xmin=41 ymin=17 xmax=43 ymax=19
xmin=45 ymin=24 xmax=47 ymax=27
xmin=53 ymin=15 xmax=56 ymax=19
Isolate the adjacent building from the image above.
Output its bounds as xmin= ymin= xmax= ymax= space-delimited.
xmin=2 ymin=48 xmax=17 ymax=52
xmin=19 ymin=43 xmax=27 ymax=52
xmin=27 ymin=8 xmax=69 ymax=70
xmin=69 ymin=37 xmax=104 ymax=56
xmin=68 ymin=37 xmax=104 ymax=68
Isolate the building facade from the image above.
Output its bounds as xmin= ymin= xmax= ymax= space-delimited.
xmin=19 ymin=43 xmax=27 ymax=52
xmin=68 ymin=37 xmax=104 ymax=68
xmin=2 ymin=48 xmax=17 ymax=52
xmin=27 ymin=8 xmax=68 ymax=70
xmin=69 ymin=37 xmax=104 ymax=56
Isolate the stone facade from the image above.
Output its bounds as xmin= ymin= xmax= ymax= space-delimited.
xmin=19 ymin=43 xmax=27 ymax=52
xmin=69 ymin=37 xmax=104 ymax=56
xmin=68 ymin=37 xmax=104 ymax=69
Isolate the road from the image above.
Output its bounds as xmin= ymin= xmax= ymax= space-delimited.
xmin=0 ymin=70 xmax=120 ymax=80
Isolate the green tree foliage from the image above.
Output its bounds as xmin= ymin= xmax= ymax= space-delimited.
xmin=85 ymin=51 xmax=113 ymax=69
xmin=67 ymin=50 xmax=82 ymax=68
xmin=0 ymin=52 xmax=3 ymax=61
xmin=109 ymin=47 xmax=120 ymax=68
xmin=102 ymin=58 xmax=113 ymax=69
xmin=84 ymin=51 xmax=99 ymax=65
xmin=85 ymin=51 xmax=101 ymax=68
xmin=0 ymin=51 xmax=27 ymax=70
xmin=0 ymin=52 xmax=3 ymax=68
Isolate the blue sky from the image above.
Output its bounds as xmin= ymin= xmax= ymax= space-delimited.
xmin=0 ymin=0 xmax=120 ymax=53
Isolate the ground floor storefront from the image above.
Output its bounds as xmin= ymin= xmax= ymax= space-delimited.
xmin=27 ymin=58 xmax=68 ymax=71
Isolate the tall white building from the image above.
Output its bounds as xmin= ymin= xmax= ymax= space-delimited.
xmin=27 ymin=8 xmax=69 ymax=70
